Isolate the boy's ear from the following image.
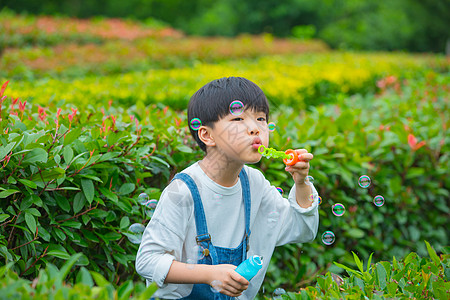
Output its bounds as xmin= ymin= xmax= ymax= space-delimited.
xmin=198 ymin=126 xmax=216 ymax=147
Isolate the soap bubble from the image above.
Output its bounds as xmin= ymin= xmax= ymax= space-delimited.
xmin=210 ymin=280 xmax=222 ymax=293
xmin=190 ymin=118 xmax=202 ymax=130
xmin=332 ymin=203 xmax=345 ymax=216
xmin=138 ymin=192 xmax=149 ymax=203
xmin=138 ymin=193 xmax=158 ymax=218
xmin=273 ymin=288 xmax=286 ymax=299
xmin=309 ymin=194 xmax=314 ymax=201
xmin=268 ymin=122 xmax=276 ymax=132
xmin=318 ymin=196 xmax=322 ymax=205
xmin=192 ymin=245 xmax=207 ymax=260
xmin=276 ymin=187 xmax=283 ymax=195
xmin=373 ymin=195 xmax=385 ymax=207
xmin=305 ymin=175 xmax=314 ymax=184
xmin=127 ymin=223 xmax=145 ymax=244
xmin=186 ymin=259 xmax=196 ymax=269
xmin=322 ymin=231 xmax=335 ymax=245
xmin=229 ymin=100 xmax=244 ymax=116
xmin=358 ymin=175 xmax=371 ymax=188
xmin=267 ymin=211 xmax=280 ymax=228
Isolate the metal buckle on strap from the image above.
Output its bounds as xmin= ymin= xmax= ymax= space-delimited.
xmin=244 ymin=232 xmax=250 ymax=252
xmin=195 ymin=233 xmax=211 ymax=244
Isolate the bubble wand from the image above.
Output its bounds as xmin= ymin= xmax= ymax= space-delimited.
xmin=257 ymin=145 xmax=300 ymax=166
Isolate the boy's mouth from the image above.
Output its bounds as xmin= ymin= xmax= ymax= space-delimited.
xmin=251 ymin=137 xmax=262 ymax=149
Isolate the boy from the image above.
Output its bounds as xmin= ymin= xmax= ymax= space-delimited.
xmin=136 ymin=77 xmax=319 ymax=299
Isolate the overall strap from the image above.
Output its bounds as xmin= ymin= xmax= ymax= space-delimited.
xmin=239 ymin=167 xmax=252 ymax=257
xmin=172 ymin=173 xmax=210 ymax=242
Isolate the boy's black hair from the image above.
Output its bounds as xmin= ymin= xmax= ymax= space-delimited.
xmin=188 ymin=77 xmax=270 ymax=152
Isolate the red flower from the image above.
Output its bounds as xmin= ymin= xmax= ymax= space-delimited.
xmin=408 ymin=134 xmax=426 ymax=151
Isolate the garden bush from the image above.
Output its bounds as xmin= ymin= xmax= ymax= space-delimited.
xmin=277 ymin=241 xmax=450 ymax=299
xmin=257 ymin=71 xmax=449 ymax=296
xmin=0 ymin=253 xmax=158 ymax=299
xmin=1 ymin=70 xmax=448 ymax=297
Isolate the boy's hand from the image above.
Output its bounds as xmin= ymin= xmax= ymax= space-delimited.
xmin=209 ymin=264 xmax=249 ymax=297
xmin=284 ymin=149 xmax=314 ymax=185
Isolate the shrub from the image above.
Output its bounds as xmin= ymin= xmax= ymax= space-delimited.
xmin=278 ymin=241 xmax=450 ymax=299
xmin=0 ymin=80 xmax=200 ymax=282
xmin=0 ymin=253 xmax=158 ymax=299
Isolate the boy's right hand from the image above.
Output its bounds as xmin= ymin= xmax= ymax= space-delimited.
xmin=209 ymin=264 xmax=249 ymax=297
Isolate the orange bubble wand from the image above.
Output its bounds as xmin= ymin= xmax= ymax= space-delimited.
xmin=257 ymin=145 xmax=299 ymax=166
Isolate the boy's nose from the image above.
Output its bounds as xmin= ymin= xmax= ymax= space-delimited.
xmin=248 ymin=124 xmax=260 ymax=135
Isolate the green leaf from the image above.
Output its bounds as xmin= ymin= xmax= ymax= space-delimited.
xmin=76 ymin=267 xmax=94 ymax=287
xmin=47 ymin=249 xmax=70 ymax=260
xmin=24 ymin=212 xmax=37 ymax=234
xmin=0 ymin=189 xmax=21 ymax=198
xmin=79 ymin=174 xmax=103 ymax=183
xmin=119 ymin=183 xmax=135 ymax=195
xmin=367 ymin=252 xmax=374 ymax=272
xmin=60 ymin=220 xmax=82 ymax=229
xmin=334 ymin=262 xmax=362 ymax=278
xmin=17 ymin=178 xmax=37 ymax=189
xmin=118 ymin=280 xmax=134 ymax=300
xmin=346 ymin=228 xmax=365 ymax=239
xmin=176 ymin=144 xmax=193 ymax=153
xmin=25 ymin=208 xmax=41 ymax=217
xmin=59 ymin=253 xmax=83 ymax=281
xmin=376 ymin=263 xmax=387 ymax=290
xmin=22 ymin=148 xmax=48 ymax=164
xmin=73 ymin=192 xmax=86 ymax=214
xmin=63 ymin=146 xmax=74 ymax=164
xmin=387 ymin=282 xmax=398 ymax=297
xmin=30 ymin=168 xmax=65 ymax=181
xmin=0 ymin=142 xmax=16 ymax=159
xmin=81 ymin=179 xmax=95 ymax=203
xmin=99 ymin=187 xmax=118 ymax=202
xmin=352 ymin=251 xmax=364 ymax=273
xmin=120 ymin=216 xmax=130 ymax=229
xmin=424 ymin=240 xmax=440 ymax=266
xmin=56 ymin=195 xmax=71 ymax=213
xmin=89 ymin=271 xmax=110 ymax=287
xmin=0 ymin=214 xmax=10 ymax=222
xmin=64 ymin=128 xmax=82 ymax=146
xmin=137 ymin=282 xmax=158 ymax=300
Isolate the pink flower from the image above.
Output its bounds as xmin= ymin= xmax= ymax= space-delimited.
xmin=408 ymin=134 xmax=426 ymax=151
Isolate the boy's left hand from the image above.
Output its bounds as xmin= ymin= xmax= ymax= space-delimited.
xmin=284 ymin=149 xmax=313 ymax=185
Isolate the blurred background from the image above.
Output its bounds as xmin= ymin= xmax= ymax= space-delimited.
xmin=2 ymin=0 xmax=449 ymax=53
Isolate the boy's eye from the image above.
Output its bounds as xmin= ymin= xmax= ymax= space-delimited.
xmin=257 ymin=117 xmax=266 ymax=122
xmin=232 ymin=118 xmax=243 ymax=121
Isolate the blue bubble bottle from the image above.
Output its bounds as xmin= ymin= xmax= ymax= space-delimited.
xmin=235 ymin=255 xmax=263 ymax=281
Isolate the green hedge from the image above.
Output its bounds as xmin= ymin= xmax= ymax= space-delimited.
xmin=1 ymin=71 xmax=448 ymax=296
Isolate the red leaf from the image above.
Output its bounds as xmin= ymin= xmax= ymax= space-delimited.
xmin=0 ymin=80 xmax=9 ymax=97
xmin=408 ymin=134 xmax=417 ymax=149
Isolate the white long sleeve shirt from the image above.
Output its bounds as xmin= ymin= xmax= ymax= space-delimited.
xmin=136 ymin=162 xmax=319 ymax=299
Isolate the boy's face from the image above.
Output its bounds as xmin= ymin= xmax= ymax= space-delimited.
xmin=207 ymin=109 xmax=269 ymax=164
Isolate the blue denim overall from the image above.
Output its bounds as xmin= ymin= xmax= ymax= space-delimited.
xmin=165 ymin=168 xmax=252 ymax=300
